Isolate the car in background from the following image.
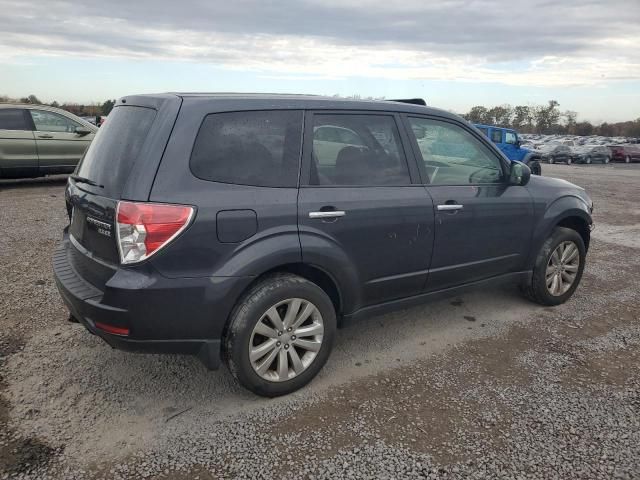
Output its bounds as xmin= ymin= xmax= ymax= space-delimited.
xmin=81 ymin=116 xmax=98 ymax=126
xmin=0 ymin=104 xmax=97 ymax=178
xmin=570 ymin=145 xmax=611 ymax=164
xmin=536 ymin=143 xmax=573 ymax=165
xmin=609 ymin=144 xmax=640 ymax=163
xmin=473 ymin=124 xmax=542 ymax=175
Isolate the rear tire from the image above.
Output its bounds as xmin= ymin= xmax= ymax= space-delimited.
xmin=223 ymin=274 xmax=336 ymax=397
xmin=626 ymin=155 xmax=631 ymax=163
xmin=548 ymin=156 xmax=555 ymax=164
xmin=604 ymin=156 xmax=610 ymax=164
xmin=566 ymin=157 xmax=572 ymax=165
xmin=521 ymin=227 xmax=586 ymax=306
xmin=585 ymin=156 xmax=592 ymax=164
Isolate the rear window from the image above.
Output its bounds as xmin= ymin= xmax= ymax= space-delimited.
xmin=76 ymin=106 xmax=156 ymax=197
xmin=0 ymin=109 xmax=29 ymax=130
xmin=190 ymin=110 xmax=303 ymax=187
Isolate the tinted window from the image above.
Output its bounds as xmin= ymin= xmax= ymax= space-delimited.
xmin=505 ymin=131 xmax=517 ymax=144
xmin=0 ymin=109 xmax=29 ymax=130
xmin=408 ymin=117 xmax=504 ymax=185
xmin=311 ymin=114 xmax=410 ymax=186
xmin=76 ymin=106 xmax=156 ymax=197
xmin=30 ymin=110 xmax=81 ymax=133
xmin=191 ymin=110 xmax=303 ymax=187
xmin=490 ymin=129 xmax=503 ymax=143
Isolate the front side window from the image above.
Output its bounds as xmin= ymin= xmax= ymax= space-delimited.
xmin=490 ymin=129 xmax=503 ymax=143
xmin=0 ymin=109 xmax=29 ymax=130
xmin=408 ymin=117 xmax=505 ymax=185
xmin=191 ymin=110 xmax=303 ymax=188
xmin=30 ymin=110 xmax=81 ymax=133
xmin=310 ymin=114 xmax=410 ymax=186
xmin=505 ymin=131 xmax=517 ymax=144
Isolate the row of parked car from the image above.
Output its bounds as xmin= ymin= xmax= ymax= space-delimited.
xmin=520 ymin=134 xmax=640 ymax=165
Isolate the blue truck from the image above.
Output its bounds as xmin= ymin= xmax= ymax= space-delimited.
xmin=474 ymin=124 xmax=542 ymax=175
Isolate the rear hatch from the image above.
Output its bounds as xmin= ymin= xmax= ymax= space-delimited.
xmin=65 ymin=96 xmax=181 ymax=285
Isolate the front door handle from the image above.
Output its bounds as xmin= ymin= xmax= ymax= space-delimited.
xmin=309 ymin=210 xmax=346 ymax=219
xmin=437 ymin=204 xmax=463 ymax=211
xmin=37 ymin=134 xmax=53 ymax=139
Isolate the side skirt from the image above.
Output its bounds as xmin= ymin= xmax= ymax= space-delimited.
xmin=341 ymin=271 xmax=532 ymax=326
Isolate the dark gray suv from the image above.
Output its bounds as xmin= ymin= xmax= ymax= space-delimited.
xmin=53 ymin=93 xmax=593 ymax=396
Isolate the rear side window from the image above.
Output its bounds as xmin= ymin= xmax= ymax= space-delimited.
xmin=310 ymin=114 xmax=410 ymax=186
xmin=76 ymin=106 xmax=156 ymax=197
xmin=0 ymin=109 xmax=29 ymax=130
xmin=190 ymin=110 xmax=303 ymax=187
xmin=490 ymin=129 xmax=503 ymax=143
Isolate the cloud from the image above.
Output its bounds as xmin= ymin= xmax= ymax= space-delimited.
xmin=0 ymin=0 xmax=638 ymax=87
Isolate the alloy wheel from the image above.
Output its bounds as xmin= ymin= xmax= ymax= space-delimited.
xmin=545 ymin=241 xmax=580 ymax=296
xmin=249 ymin=298 xmax=324 ymax=382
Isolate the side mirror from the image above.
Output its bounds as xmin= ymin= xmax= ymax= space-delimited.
xmin=75 ymin=126 xmax=92 ymax=136
xmin=509 ymin=161 xmax=531 ymax=186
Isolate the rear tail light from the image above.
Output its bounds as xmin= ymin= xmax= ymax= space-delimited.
xmin=116 ymin=201 xmax=194 ymax=265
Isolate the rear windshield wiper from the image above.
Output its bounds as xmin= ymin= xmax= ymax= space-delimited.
xmin=70 ymin=174 xmax=104 ymax=188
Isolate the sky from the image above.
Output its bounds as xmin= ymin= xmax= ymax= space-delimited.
xmin=0 ymin=0 xmax=639 ymax=123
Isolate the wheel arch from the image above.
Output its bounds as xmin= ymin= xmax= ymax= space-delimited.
xmin=527 ymin=198 xmax=592 ymax=269
xmin=555 ymin=215 xmax=591 ymax=251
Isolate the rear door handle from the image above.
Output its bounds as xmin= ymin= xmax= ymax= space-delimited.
xmin=37 ymin=134 xmax=53 ymax=139
xmin=437 ymin=204 xmax=463 ymax=211
xmin=309 ymin=210 xmax=346 ymax=219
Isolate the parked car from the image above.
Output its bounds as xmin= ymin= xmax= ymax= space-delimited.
xmin=473 ymin=124 xmax=542 ymax=175
xmin=536 ymin=143 xmax=573 ymax=164
xmin=570 ymin=145 xmax=611 ymax=164
xmin=53 ymin=94 xmax=593 ymax=396
xmin=0 ymin=104 xmax=97 ymax=178
xmin=609 ymin=144 xmax=640 ymax=163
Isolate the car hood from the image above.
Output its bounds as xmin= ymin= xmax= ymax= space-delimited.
xmin=527 ymin=175 xmax=592 ymax=208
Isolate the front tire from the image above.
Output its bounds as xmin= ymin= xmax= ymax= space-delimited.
xmin=566 ymin=157 xmax=572 ymax=165
xmin=548 ymin=156 xmax=555 ymax=165
xmin=521 ymin=227 xmax=586 ymax=306
xmin=585 ymin=156 xmax=592 ymax=164
xmin=530 ymin=160 xmax=542 ymax=176
xmin=604 ymin=156 xmax=610 ymax=164
xmin=223 ymin=274 xmax=337 ymax=397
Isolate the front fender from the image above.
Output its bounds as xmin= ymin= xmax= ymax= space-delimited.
xmin=526 ymin=195 xmax=592 ymax=269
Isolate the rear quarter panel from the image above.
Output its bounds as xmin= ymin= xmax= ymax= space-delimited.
xmin=148 ymin=98 xmax=302 ymax=279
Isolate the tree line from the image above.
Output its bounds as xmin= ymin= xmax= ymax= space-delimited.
xmin=0 ymin=94 xmax=116 ymax=118
xmin=462 ymin=100 xmax=640 ymax=137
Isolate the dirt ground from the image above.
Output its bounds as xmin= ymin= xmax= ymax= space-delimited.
xmin=0 ymin=164 xmax=639 ymax=479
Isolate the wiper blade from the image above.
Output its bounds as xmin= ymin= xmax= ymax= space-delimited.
xmin=70 ymin=174 xmax=103 ymax=188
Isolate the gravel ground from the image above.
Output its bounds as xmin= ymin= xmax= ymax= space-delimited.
xmin=1 ymin=164 xmax=639 ymax=479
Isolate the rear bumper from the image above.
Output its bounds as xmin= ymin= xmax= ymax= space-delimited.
xmin=53 ymin=237 xmax=252 ymax=369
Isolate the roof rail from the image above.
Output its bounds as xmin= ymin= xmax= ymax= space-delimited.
xmin=387 ymin=98 xmax=427 ymax=106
